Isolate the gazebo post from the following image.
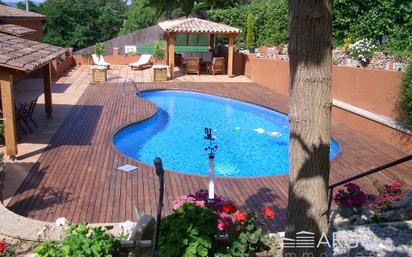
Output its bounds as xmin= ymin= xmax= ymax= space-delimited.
xmin=43 ymin=63 xmax=52 ymax=118
xmin=227 ymin=34 xmax=235 ymax=78
xmin=209 ymin=34 xmax=215 ymax=50
xmin=168 ymin=32 xmax=175 ymax=78
xmin=0 ymin=68 xmax=18 ymax=157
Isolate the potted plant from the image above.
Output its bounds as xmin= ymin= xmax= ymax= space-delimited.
xmin=153 ymin=41 xmax=165 ymax=64
xmin=92 ymin=42 xmax=107 ymax=83
xmin=246 ymin=13 xmax=256 ymax=54
xmin=153 ymin=41 xmax=168 ymax=82
xmin=93 ymin=42 xmax=106 ymax=63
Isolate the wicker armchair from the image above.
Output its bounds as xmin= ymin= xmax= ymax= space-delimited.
xmin=206 ymin=57 xmax=225 ymax=75
xmin=185 ymin=57 xmax=200 ymax=75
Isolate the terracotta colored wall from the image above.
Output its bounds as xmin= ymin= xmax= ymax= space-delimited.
xmin=4 ymin=19 xmax=43 ymax=42
xmin=73 ymin=54 xmax=161 ymax=66
xmin=243 ymin=54 xmax=412 ymax=153
xmin=332 ymin=66 xmax=402 ymax=119
xmin=50 ymin=56 xmax=75 ymax=82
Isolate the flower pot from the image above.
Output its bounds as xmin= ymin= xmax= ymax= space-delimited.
xmin=249 ymin=47 xmax=255 ymax=54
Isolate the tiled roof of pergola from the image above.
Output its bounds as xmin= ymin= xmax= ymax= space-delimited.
xmin=0 ymin=23 xmax=36 ymax=36
xmin=158 ymin=18 xmax=240 ymax=34
xmin=0 ymin=33 xmax=66 ymax=72
xmin=0 ymin=5 xmax=45 ymax=19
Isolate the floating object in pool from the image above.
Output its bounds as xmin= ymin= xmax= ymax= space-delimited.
xmin=254 ymin=128 xmax=265 ymax=134
xmin=268 ymin=131 xmax=282 ymax=137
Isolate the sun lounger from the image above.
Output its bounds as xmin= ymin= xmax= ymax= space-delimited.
xmin=92 ymin=54 xmax=111 ymax=68
xmin=129 ymin=54 xmax=153 ymax=70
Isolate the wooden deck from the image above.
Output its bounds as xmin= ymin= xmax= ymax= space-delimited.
xmin=7 ymin=80 xmax=412 ymax=231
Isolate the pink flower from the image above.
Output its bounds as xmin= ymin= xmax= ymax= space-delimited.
xmin=217 ymin=217 xmax=233 ymax=231
xmin=392 ymin=181 xmax=401 ymax=190
xmin=172 ymin=196 xmax=196 ymax=210
xmin=194 ymin=200 xmax=205 ymax=207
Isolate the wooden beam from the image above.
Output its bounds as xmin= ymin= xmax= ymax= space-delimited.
xmin=0 ymin=69 xmax=18 ymax=157
xmin=168 ymin=33 xmax=175 ymax=78
xmin=43 ymin=63 xmax=52 ymax=118
xmin=228 ymin=34 xmax=234 ymax=78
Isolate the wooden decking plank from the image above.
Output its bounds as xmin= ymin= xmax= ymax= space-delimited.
xmin=7 ymin=81 xmax=412 ymax=232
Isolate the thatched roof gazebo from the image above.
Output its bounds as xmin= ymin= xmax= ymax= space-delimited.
xmin=158 ymin=18 xmax=240 ymax=78
xmin=0 ymin=32 xmax=66 ymax=157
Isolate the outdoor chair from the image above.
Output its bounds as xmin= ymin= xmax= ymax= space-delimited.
xmin=206 ymin=57 xmax=225 ymax=75
xmin=185 ymin=57 xmax=200 ymax=75
xmin=92 ymin=54 xmax=111 ymax=68
xmin=129 ymin=54 xmax=153 ymax=70
xmin=120 ymin=215 xmax=156 ymax=257
xmin=14 ymin=104 xmax=32 ymax=133
xmin=21 ymin=97 xmax=38 ymax=128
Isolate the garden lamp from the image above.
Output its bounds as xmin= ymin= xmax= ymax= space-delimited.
xmin=204 ymin=128 xmax=218 ymax=200
xmin=153 ymin=157 xmax=165 ymax=257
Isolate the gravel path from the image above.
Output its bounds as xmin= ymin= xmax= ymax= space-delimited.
xmin=332 ymin=220 xmax=412 ymax=257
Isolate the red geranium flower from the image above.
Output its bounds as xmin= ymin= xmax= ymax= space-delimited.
xmin=222 ymin=202 xmax=237 ymax=214
xmin=262 ymin=207 xmax=275 ymax=220
xmin=0 ymin=240 xmax=6 ymax=253
xmin=235 ymin=212 xmax=247 ymax=222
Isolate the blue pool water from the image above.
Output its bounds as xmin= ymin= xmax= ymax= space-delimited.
xmin=113 ymin=90 xmax=340 ymax=177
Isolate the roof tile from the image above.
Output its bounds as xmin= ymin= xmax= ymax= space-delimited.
xmin=0 ymin=33 xmax=66 ymax=71
xmin=0 ymin=23 xmax=36 ymax=36
xmin=158 ymin=18 xmax=240 ymax=34
xmin=0 ymin=5 xmax=45 ymax=19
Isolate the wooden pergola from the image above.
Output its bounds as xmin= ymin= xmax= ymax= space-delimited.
xmin=0 ymin=31 xmax=66 ymax=157
xmin=158 ymin=18 xmax=240 ymax=78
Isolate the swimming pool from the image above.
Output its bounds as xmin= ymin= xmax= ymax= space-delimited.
xmin=113 ymin=90 xmax=340 ymax=177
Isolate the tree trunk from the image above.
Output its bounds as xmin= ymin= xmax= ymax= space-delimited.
xmin=284 ymin=0 xmax=333 ymax=256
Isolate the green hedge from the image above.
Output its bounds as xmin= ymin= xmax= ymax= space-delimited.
xmin=208 ymin=0 xmax=288 ymax=47
xmin=209 ymin=0 xmax=411 ymax=57
xmin=333 ymin=0 xmax=412 ymax=57
xmin=400 ymin=62 xmax=412 ymax=130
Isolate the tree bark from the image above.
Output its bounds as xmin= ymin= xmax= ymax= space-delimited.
xmin=284 ymin=0 xmax=333 ymax=256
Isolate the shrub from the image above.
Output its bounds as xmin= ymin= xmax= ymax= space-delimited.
xmin=153 ymin=41 xmax=164 ymax=61
xmin=208 ymin=0 xmax=288 ymax=47
xmin=245 ymin=13 xmax=255 ymax=49
xmin=34 ymin=223 xmax=121 ymax=257
xmin=334 ymin=183 xmax=369 ymax=208
xmin=399 ymin=61 xmax=412 ymax=129
xmin=369 ymin=180 xmax=406 ymax=214
xmin=159 ymin=202 xmax=219 ymax=257
xmin=93 ymin=42 xmax=106 ymax=57
xmin=162 ymin=189 xmax=274 ymax=257
xmin=348 ymin=39 xmax=378 ymax=65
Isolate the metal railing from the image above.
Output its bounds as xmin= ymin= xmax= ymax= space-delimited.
xmin=122 ymin=79 xmax=140 ymax=95
xmin=327 ymin=154 xmax=412 ymax=221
